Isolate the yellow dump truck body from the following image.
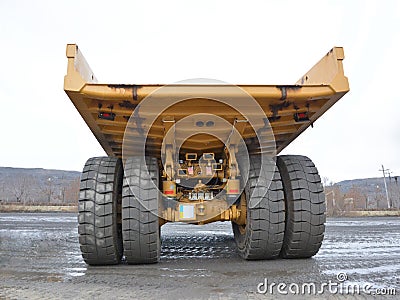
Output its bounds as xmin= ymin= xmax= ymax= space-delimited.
xmin=64 ymin=44 xmax=349 ymax=158
xmin=67 ymin=45 xmax=349 ymax=264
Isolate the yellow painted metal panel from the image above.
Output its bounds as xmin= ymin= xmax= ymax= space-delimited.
xmin=64 ymin=44 xmax=349 ymax=157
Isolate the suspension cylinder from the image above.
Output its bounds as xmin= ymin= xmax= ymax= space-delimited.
xmin=163 ymin=180 xmax=177 ymax=197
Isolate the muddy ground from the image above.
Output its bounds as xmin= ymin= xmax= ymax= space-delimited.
xmin=0 ymin=213 xmax=399 ymax=299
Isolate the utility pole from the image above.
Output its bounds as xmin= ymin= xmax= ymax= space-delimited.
xmin=395 ymin=176 xmax=399 ymax=209
xmin=379 ymin=165 xmax=390 ymax=209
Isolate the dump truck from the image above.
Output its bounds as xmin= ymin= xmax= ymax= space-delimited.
xmin=64 ymin=44 xmax=349 ymax=265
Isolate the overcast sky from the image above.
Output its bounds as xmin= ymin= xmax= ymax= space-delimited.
xmin=0 ymin=0 xmax=399 ymax=183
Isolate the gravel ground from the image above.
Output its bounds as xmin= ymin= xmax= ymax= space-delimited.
xmin=0 ymin=213 xmax=399 ymax=299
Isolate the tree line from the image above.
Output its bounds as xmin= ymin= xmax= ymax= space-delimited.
xmin=0 ymin=174 xmax=80 ymax=205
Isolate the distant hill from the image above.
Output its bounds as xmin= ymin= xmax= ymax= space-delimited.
xmin=0 ymin=166 xmax=399 ymax=209
xmin=337 ymin=177 xmax=398 ymax=194
xmin=0 ymin=167 xmax=80 ymax=179
xmin=326 ymin=177 xmax=400 ymax=211
xmin=0 ymin=167 xmax=81 ymax=204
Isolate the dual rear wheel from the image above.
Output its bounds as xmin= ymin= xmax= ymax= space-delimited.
xmin=232 ymin=155 xmax=326 ymax=259
xmin=77 ymin=154 xmax=326 ymax=265
xmin=78 ymin=156 xmax=160 ymax=265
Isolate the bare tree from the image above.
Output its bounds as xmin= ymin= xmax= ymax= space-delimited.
xmin=324 ymin=184 xmax=345 ymax=216
xmin=40 ymin=178 xmax=56 ymax=203
xmin=0 ymin=180 xmax=5 ymax=202
xmin=11 ymin=175 xmax=35 ymax=203
xmin=388 ymin=177 xmax=400 ymax=209
xmin=64 ymin=177 xmax=80 ymax=204
xmin=322 ymin=176 xmax=331 ymax=188
xmin=346 ymin=185 xmax=367 ymax=210
xmin=332 ymin=185 xmax=345 ymax=216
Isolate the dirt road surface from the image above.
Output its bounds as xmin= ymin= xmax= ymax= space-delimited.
xmin=0 ymin=213 xmax=399 ymax=299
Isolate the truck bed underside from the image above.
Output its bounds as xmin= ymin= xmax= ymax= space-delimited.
xmin=64 ymin=45 xmax=349 ymax=158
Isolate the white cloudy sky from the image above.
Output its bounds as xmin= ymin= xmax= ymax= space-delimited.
xmin=0 ymin=0 xmax=399 ymax=183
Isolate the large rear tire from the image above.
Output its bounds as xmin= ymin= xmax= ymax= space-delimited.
xmin=122 ymin=156 xmax=161 ymax=264
xmin=277 ymin=155 xmax=326 ymax=258
xmin=78 ymin=157 xmax=123 ymax=265
xmin=232 ymin=155 xmax=285 ymax=260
